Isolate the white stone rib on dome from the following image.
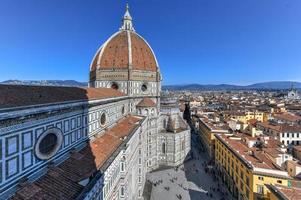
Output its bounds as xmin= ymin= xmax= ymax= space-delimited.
xmin=89 ymin=31 xmax=122 ymax=71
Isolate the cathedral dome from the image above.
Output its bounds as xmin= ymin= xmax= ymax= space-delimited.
xmin=90 ymin=31 xmax=158 ymax=72
xmin=90 ymin=5 xmax=159 ymax=75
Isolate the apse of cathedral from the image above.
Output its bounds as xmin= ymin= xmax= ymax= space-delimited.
xmin=0 ymin=5 xmax=191 ymax=200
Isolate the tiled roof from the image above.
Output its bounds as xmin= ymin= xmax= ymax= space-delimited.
xmin=136 ymin=97 xmax=156 ymax=107
xmin=247 ymin=119 xmax=258 ymax=126
xmin=216 ymin=134 xmax=284 ymax=171
xmin=257 ymin=122 xmax=282 ymax=132
xmin=280 ymin=124 xmax=301 ymax=133
xmin=90 ymin=30 xmax=158 ymax=72
xmin=293 ymin=145 xmax=301 ymax=151
xmin=274 ymin=113 xmax=301 ymax=122
xmin=10 ymin=115 xmax=142 ymax=200
xmin=267 ymin=184 xmax=301 ymax=200
xmin=0 ymin=84 xmax=125 ymax=109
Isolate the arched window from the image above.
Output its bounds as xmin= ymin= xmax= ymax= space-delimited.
xmin=121 ymin=106 xmax=125 ymax=115
xmin=120 ymin=186 xmax=125 ymax=196
xmin=163 ymin=119 xmax=167 ymax=129
xmin=121 ymin=162 xmax=125 ymax=172
xmin=162 ymin=142 xmax=166 ymax=154
xmin=181 ymin=140 xmax=185 ymax=151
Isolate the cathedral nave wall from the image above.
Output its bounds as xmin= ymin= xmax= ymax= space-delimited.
xmin=0 ymin=98 xmax=131 ymax=198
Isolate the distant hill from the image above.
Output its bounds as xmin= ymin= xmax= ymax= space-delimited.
xmin=163 ymin=81 xmax=301 ymax=91
xmin=245 ymin=81 xmax=301 ymax=89
xmin=0 ymin=80 xmax=87 ymax=87
xmin=1 ymin=80 xmax=300 ymax=91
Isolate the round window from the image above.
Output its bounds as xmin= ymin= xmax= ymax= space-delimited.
xmin=100 ymin=112 xmax=107 ymax=127
xmin=141 ymin=83 xmax=148 ymax=92
xmin=39 ymin=133 xmax=57 ymax=154
xmin=111 ymin=82 xmax=119 ymax=90
xmin=35 ymin=128 xmax=63 ymax=160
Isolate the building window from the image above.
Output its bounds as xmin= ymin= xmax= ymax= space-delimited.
xmin=240 ymin=181 xmax=244 ymax=191
xmin=100 ymin=112 xmax=107 ymax=127
xmin=246 ymin=176 xmax=250 ymax=187
xmin=162 ymin=143 xmax=166 ymax=154
xmin=40 ymin=133 xmax=57 ymax=154
xmin=141 ymin=83 xmax=148 ymax=92
xmin=277 ymin=180 xmax=282 ymax=184
xmin=35 ymin=128 xmax=63 ymax=160
xmin=120 ymin=186 xmax=125 ymax=197
xmin=181 ymin=140 xmax=185 ymax=151
xmin=121 ymin=156 xmax=126 ymax=172
xmin=121 ymin=162 xmax=125 ymax=171
xmin=163 ymin=119 xmax=167 ymax=128
xmin=246 ymin=189 xmax=250 ymax=199
xmin=258 ymin=176 xmax=264 ymax=181
xmin=111 ymin=82 xmax=119 ymax=90
xmin=121 ymin=106 xmax=125 ymax=115
xmin=257 ymin=185 xmax=264 ymax=194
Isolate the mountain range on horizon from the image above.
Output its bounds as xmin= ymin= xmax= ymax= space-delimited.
xmin=163 ymin=81 xmax=301 ymax=91
xmin=1 ymin=80 xmax=301 ymax=90
xmin=0 ymin=79 xmax=88 ymax=87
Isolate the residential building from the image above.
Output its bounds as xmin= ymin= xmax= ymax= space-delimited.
xmin=195 ymin=116 xmax=228 ymax=158
xmin=215 ymin=133 xmax=292 ymax=200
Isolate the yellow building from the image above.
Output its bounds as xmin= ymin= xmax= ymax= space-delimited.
xmin=196 ymin=117 xmax=228 ymax=158
xmin=227 ymin=111 xmax=268 ymax=124
xmin=215 ymin=134 xmax=291 ymax=200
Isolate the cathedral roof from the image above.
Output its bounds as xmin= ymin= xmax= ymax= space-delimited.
xmin=0 ymin=84 xmax=124 ymax=109
xmin=10 ymin=115 xmax=143 ymax=200
xmin=90 ymin=5 xmax=159 ymax=73
xmin=136 ymin=97 xmax=156 ymax=107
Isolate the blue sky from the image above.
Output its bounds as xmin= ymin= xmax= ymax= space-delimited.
xmin=0 ymin=0 xmax=301 ymax=85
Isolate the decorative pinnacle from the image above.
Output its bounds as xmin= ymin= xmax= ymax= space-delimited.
xmin=120 ymin=3 xmax=135 ymax=31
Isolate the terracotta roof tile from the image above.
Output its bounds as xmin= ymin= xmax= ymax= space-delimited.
xmin=136 ymin=97 xmax=156 ymax=107
xmin=274 ymin=113 xmax=301 ymax=122
xmin=0 ymin=84 xmax=125 ymax=109
xmin=268 ymin=184 xmax=301 ymax=200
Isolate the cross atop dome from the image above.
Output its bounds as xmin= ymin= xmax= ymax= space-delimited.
xmin=120 ymin=3 xmax=135 ymax=31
